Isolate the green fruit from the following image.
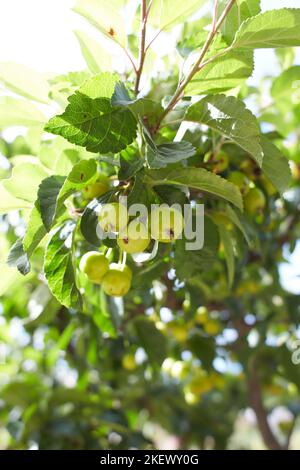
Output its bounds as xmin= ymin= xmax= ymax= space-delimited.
xmin=151 ymin=206 xmax=184 ymax=243
xmin=98 ymin=203 xmax=128 ymax=232
xmin=118 ymin=220 xmax=150 ymax=254
xmin=244 ymin=188 xmax=266 ymax=215
xmin=183 ymin=299 xmax=191 ymax=313
xmin=195 ymin=306 xmax=209 ymax=324
xmin=212 ymin=151 xmax=229 ymax=173
xmin=122 ymin=353 xmax=136 ymax=370
xmin=204 ymin=319 xmax=221 ymax=336
xmin=79 ymin=251 xmax=109 ymax=284
xmin=240 ymin=159 xmax=260 ymax=178
xmin=228 ymin=171 xmax=249 ymax=195
xmin=102 ymin=263 xmax=132 ymax=297
xmin=259 ymin=175 xmax=277 ymax=196
xmin=83 ymin=174 xmax=110 ymax=199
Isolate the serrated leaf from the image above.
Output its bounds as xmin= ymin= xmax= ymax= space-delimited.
xmin=112 ymin=82 xmax=163 ymax=124
xmin=147 ymin=167 xmax=243 ymax=210
xmin=0 ymin=183 xmax=32 ymax=214
xmin=73 ymin=0 xmax=127 ymax=47
xmin=185 ymin=94 xmax=263 ymax=166
xmin=45 ymin=74 xmax=137 ymax=154
xmin=221 ymin=0 xmax=261 ymax=44
xmin=134 ymin=317 xmax=167 ymax=366
xmin=261 ymin=136 xmax=291 ymax=195
xmin=7 ymin=238 xmax=30 ymax=275
xmin=3 ymin=163 xmax=49 ymax=203
xmin=233 ymin=9 xmax=300 ymax=50
xmin=148 ymin=0 xmax=205 ymax=31
xmin=44 ymin=224 xmax=81 ymax=308
xmin=0 ymin=97 xmax=46 ymax=129
xmin=38 ymin=159 xmax=98 ymax=231
xmin=74 ymin=30 xmax=112 ymax=73
xmin=186 ymin=50 xmax=253 ymax=95
xmin=0 ymin=62 xmax=50 ymax=104
xmin=23 ymin=204 xmax=47 ymax=254
xmin=80 ymin=190 xmax=115 ymax=246
xmin=147 ymin=141 xmax=196 ymax=168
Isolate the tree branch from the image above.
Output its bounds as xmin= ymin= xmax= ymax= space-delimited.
xmin=248 ymin=357 xmax=283 ymax=450
xmin=153 ymin=0 xmax=236 ymax=132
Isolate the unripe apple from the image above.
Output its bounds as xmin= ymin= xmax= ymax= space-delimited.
xmin=203 ymin=319 xmax=221 ymax=336
xmin=151 ymin=206 xmax=184 ymax=243
xmin=244 ymin=187 xmax=266 ymax=215
xmin=259 ymin=175 xmax=277 ymax=196
xmin=228 ymin=171 xmax=249 ymax=195
xmin=240 ymin=158 xmax=260 ymax=178
xmin=98 ymin=203 xmax=128 ymax=232
xmin=83 ymin=174 xmax=110 ymax=199
xmin=195 ymin=306 xmax=209 ymax=324
xmin=122 ymin=353 xmax=136 ymax=371
xmin=117 ymin=219 xmax=150 ymax=254
xmin=167 ymin=321 xmax=188 ymax=342
xmin=102 ymin=263 xmax=132 ymax=297
xmin=212 ymin=151 xmax=229 ymax=174
xmin=79 ymin=251 xmax=109 ymax=284
xmin=183 ymin=299 xmax=191 ymax=313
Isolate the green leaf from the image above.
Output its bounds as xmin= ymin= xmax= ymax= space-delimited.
xmin=0 ymin=183 xmax=32 ymax=214
xmin=0 ymin=97 xmax=46 ymax=129
xmin=45 ymin=74 xmax=137 ymax=154
xmin=38 ymin=159 xmax=98 ymax=231
xmin=233 ymin=9 xmax=300 ymax=50
xmin=185 ymin=94 xmax=263 ymax=166
xmin=80 ymin=190 xmax=115 ymax=246
xmin=271 ymin=66 xmax=300 ymax=104
xmin=187 ymin=332 xmax=215 ymax=369
xmin=174 ymin=216 xmax=219 ymax=281
xmin=23 ymin=204 xmax=47 ymax=254
xmin=7 ymin=238 xmax=30 ymax=275
xmin=74 ymin=30 xmax=112 ymax=73
xmin=186 ymin=50 xmax=254 ymax=95
xmin=147 ymin=167 xmax=243 ymax=210
xmin=146 ymin=141 xmax=196 ymax=169
xmin=221 ymin=0 xmax=261 ymax=44
xmin=224 ymin=205 xmax=254 ymax=247
xmin=261 ymin=137 xmax=291 ymax=195
xmin=0 ymin=62 xmax=50 ymax=104
xmin=112 ymin=82 xmax=163 ymax=124
xmin=134 ymin=317 xmax=167 ymax=366
xmin=218 ymin=225 xmax=235 ymax=287
xmin=44 ymin=224 xmax=81 ymax=308
xmin=73 ymin=0 xmax=127 ymax=47
xmin=119 ymin=144 xmax=144 ymax=180
xmin=3 ymin=163 xmax=49 ymax=203
xmin=148 ymin=0 xmax=205 ymax=31
xmin=93 ymin=289 xmax=117 ymax=337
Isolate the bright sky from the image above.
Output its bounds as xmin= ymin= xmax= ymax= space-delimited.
xmin=0 ymin=0 xmax=299 ymax=293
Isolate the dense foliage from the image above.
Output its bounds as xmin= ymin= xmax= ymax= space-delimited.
xmin=0 ymin=0 xmax=300 ymax=450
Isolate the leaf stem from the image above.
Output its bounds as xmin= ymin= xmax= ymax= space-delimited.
xmin=153 ymin=0 xmax=237 ymax=131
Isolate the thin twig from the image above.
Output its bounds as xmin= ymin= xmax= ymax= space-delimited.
xmin=135 ymin=0 xmax=150 ymax=95
xmin=153 ymin=0 xmax=237 ymax=132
